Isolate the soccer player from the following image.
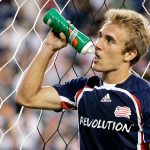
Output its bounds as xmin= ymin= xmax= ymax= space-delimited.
xmin=16 ymin=9 xmax=150 ymax=150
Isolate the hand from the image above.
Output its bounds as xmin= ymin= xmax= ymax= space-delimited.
xmin=44 ymin=30 xmax=67 ymax=52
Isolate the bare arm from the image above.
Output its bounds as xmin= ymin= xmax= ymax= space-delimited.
xmin=16 ymin=31 xmax=67 ymax=111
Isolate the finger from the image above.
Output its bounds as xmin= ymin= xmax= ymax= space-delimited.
xmin=67 ymin=20 xmax=71 ymax=24
xmin=52 ymin=29 xmax=60 ymax=38
xmin=67 ymin=20 xmax=74 ymax=27
xmin=60 ymin=32 xmax=67 ymax=40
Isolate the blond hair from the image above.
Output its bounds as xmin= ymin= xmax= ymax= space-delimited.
xmin=105 ymin=9 xmax=150 ymax=65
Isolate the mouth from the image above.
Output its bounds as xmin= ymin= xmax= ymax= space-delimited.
xmin=94 ymin=52 xmax=101 ymax=60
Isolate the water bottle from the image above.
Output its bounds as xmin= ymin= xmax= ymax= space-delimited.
xmin=43 ymin=8 xmax=94 ymax=54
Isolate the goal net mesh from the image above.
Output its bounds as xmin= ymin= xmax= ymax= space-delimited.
xmin=0 ymin=0 xmax=149 ymax=149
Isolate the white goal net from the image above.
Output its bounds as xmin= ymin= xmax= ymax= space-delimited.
xmin=0 ymin=0 xmax=149 ymax=149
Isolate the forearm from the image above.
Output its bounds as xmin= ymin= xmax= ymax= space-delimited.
xmin=16 ymin=31 xmax=67 ymax=107
xmin=18 ymin=45 xmax=55 ymax=100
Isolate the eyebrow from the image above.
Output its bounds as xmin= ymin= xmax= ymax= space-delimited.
xmin=98 ymin=31 xmax=102 ymax=37
xmin=98 ymin=30 xmax=116 ymax=43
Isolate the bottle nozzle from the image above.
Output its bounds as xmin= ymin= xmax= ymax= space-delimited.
xmin=81 ymin=41 xmax=95 ymax=54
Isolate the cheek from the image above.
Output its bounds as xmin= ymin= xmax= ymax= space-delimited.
xmin=104 ymin=52 xmax=124 ymax=65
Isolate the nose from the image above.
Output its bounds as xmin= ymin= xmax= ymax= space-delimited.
xmin=95 ymin=38 xmax=103 ymax=51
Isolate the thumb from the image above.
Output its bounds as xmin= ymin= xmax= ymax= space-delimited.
xmin=60 ymin=32 xmax=67 ymax=40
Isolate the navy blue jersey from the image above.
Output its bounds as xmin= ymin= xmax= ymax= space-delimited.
xmin=53 ymin=74 xmax=150 ymax=150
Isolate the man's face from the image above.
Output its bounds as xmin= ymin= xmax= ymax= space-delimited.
xmin=92 ymin=22 xmax=129 ymax=72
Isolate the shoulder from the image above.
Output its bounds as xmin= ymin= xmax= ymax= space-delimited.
xmin=66 ymin=75 xmax=101 ymax=88
xmin=117 ymin=74 xmax=150 ymax=92
xmin=61 ymin=75 xmax=102 ymax=90
xmin=87 ymin=75 xmax=102 ymax=88
xmin=65 ymin=76 xmax=88 ymax=87
xmin=124 ymin=74 xmax=150 ymax=103
xmin=132 ymin=74 xmax=150 ymax=91
xmin=131 ymin=75 xmax=150 ymax=100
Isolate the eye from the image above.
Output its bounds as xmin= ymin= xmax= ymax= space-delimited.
xmin=98 ymin=31 xmax=102 ymax=38
xmin=106 ymin=36 xmax=115 ymax=44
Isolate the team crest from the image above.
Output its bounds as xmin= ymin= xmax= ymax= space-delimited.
xmin=114 ymin=106 xmax=131 ymax=119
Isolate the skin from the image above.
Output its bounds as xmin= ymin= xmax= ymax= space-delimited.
xmin=16 ymin=31 xmax=67 ymax=111
xmin=15 ymin=22 xmax=138 ymax=110
xmin=92 ymin=22 xmax=137 ymax=84
xmin=16 ymin=23 xmax=150 ymax=149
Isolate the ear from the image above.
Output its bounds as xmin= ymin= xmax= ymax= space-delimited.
xmin=124 ymin=50 xmax=137 ymax=62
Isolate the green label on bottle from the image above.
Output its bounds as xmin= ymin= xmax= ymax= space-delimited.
xmin=68 ymin=28 xmax=78 ymax=47
xmin=43 ymin=8 xmax=93 ymax=54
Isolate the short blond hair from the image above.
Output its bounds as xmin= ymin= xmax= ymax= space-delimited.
xmin=105 ymin=9 xmax=150 ymax=65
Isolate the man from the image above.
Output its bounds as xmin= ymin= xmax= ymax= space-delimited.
xmin=16 ymin=9 xmax=150 ymax=150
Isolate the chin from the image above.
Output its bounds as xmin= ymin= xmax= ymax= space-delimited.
xmin=92 ymin=63 xmax=103 ymax=72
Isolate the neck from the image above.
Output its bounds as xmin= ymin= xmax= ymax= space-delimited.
xmin=102 ymin=67 xmax=132 ymax=84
